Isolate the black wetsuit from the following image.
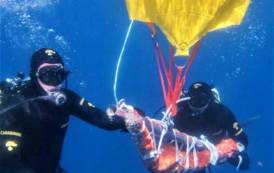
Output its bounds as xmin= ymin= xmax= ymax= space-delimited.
xmin=174 ymin=101 xmax=249 ymax=173
xmin=0 ymin=81 xmax=124 ymax=173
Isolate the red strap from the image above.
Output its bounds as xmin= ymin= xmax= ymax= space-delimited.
xmin=155 ymin=46 xmax=168 ymax=105
xmin=155 ymin=41 xmax=201 ymax=116
xmin=182 ymin=40 xmax=201 ymax=83
xmin=149 ymin=24 xmax=201 ymax=116
xmin=171 ymin=41 xmax=201 ymax=115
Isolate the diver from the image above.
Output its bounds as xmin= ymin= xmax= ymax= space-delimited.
xmin=0 ymin=48 xmax=125 ymax=173
xmin=174 ymin=82 xmax=250 ymax=172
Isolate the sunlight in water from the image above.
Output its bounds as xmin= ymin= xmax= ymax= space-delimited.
xmin=0 ymin=0 xmax=69 ymax=50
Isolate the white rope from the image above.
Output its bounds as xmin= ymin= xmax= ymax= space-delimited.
xmin=156 ymin=124 xmax=168 ymax=154
xmin=193 ymin=140 xmax=199 ymax=169
xmin=113 ymin=20 xmax=134 ymax=103
xmin=153 ymin=98 xmax=192 ymax=165
xmin=176 ymin=97 xmax=191 ymax=104
xmin=184 ymin=135 xmax=190 ymax=170
xmin=156 ymin=105 xmax=173 ymax=153
xmin=200 ymin=135 xmax=219 ymax=165
xmin=178 ymin=137 xmax=185 ymax=164
xmin=173 ymin=129 xmax=180 ymax=163
xmin=148 ymin=118 xmax=157 ymax=151
xmin=178 ymin=136 xmax=198 ymax=170
xmin=161 ymin=105 xmax=172 ymax=122
xmin=236 ymin=155 xmax=243 ymax=171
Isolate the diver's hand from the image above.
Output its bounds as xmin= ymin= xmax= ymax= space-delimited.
xmin=107 ymin=99 xmax=144 ymax=132
xmin=106 ymin=99 xmax=125 ymax=116
xmin=107 ymin=99 xmax=132 ymax=118
xmin=106 ymin=105 xmax=116 ymax=116
xmin=228 ymin=152 xmax=250 ymax=170
xmin=107 ymin=99 xmax=139 ymax=119
xmin=227 ymin=142 xmax=249 ymax=170
xmin=236 ymin=142 xmax=245 ymax=153
xmin=106 ymin=100 xmax=130 ymax=132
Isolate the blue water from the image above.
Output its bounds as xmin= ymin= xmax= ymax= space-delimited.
xmin=0 ymin=0 xmax=273 ymax=173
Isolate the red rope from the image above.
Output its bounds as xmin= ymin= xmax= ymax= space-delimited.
xmin=155 ymin=46 xmax=168 ymax=105
xmin=183 ymin=40 xmax=201 ymax=83
xmin=149 ymin=24 xmax=201 ymax=116
xmin=155 ymin=41 xmax=201 ymax=116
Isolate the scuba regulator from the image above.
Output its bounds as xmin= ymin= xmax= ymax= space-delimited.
xmin=48 ymin=91 xmax=67 ymax=106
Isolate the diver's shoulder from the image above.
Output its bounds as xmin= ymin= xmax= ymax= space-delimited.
xmin=19 ymin=80 xmax=40 ymax=96
xmin=211 ymin=101 xmax=227 ymax=109
xmin=61 ymin=88 xmax=81 ymax=99
xmin=62 ymin=88 xmax=76 ymax=94
xmin=209 ymin=101 xmax=229 ymax=114
xmin=210 ymin=101 xmax=235 ymax=118
xmin=61 ymin=88 xmax=73 ymax=96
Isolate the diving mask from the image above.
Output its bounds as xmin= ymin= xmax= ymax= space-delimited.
xmin=36 ymin=64 xmax=69 ymax=86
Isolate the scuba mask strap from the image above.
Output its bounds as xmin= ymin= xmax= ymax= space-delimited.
xmin=64 ymin=71 xmax=70 ymax=89
xmin=211 ymin=87 xmax=221 ymax=103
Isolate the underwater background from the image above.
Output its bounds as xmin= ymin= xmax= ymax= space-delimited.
xmin=0 ymin=0 xmax=273 ymax=173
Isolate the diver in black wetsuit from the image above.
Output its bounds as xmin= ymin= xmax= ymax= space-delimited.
xmin=174 ymin=82 xmax=250 ymax=173
xmin=0 ymin=48 xmax=125 ymax=173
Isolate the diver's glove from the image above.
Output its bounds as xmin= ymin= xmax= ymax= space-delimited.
xmin=228 ymin=151 xmax=250 ymax=170
xmin=106 ymin=99 xmax=131 ymax=132
xmin=106 ymin=99 xmax=128 ymax=120
xmin=106 ymin=99 xmax=145 ymax=133
xmin=228 ymin=142 xmax=249 ymax=170
xmin=106 ymin=99 xmax=128 ymax=132
xmin=106 ymin=99 xmax=126 ymax=116
xmin=107 ymin=99 xmax=145 ymax=119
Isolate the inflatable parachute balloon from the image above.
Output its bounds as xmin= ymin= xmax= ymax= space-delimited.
xmin=125 ymin=0 xmax=250 ymax=56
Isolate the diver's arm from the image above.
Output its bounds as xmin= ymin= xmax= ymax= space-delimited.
xmin=223 ymin=105 xmax=248 ymax=146
xmin=222 ymin=105 xmax=249 ymax=170
xmin=66 ymin=90 xmax=125 ymax=131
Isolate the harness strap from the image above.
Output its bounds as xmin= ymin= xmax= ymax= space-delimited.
xmin=149 ymin=23 xmax=201 ymax=116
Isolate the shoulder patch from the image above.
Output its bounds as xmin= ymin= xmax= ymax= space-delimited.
xmin=79 ymin=98 xmax=85 ymax=106
xmin=87 ymin=102 xmax=95 ymax=108
xmin=233 ymin=122 xmax=239 ymax=130
xmin=194 ymin=83 xmax=202 ymax=88
xmin=235 ymin=128 xmax=243 ymax=136
xmin=45 ymin=49 xmax=56 ymax=56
